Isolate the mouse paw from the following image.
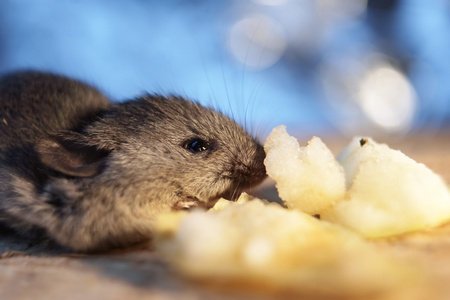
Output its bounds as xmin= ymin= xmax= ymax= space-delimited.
xmin=172 ymin=197 xmax=207 ymax=211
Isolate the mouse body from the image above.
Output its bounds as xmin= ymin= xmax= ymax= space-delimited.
xmin=0 ymin=71 xmax=266 ymax=251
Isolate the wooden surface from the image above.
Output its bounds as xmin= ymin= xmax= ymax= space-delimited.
xmin=1 ymin=131 xmax=450 ymax=300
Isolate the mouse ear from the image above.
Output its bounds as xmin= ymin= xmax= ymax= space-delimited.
xmin=36 ymin=132 xmax=112 ymax=177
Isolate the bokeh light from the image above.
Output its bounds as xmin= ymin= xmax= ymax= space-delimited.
xmin=227 ymin=13 xmax=287 ymax=70
xmin=320 ymin=53 xmax=417 ymax=137
xmin=358 ymin=61 xmax=416 ymax=134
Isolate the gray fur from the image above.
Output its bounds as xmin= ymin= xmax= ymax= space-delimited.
xmin=0 ymin=71 xmax=266 ymax=252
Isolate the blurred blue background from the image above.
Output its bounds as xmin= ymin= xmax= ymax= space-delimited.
xmin=1 ymin=0 xmax=449 ymax=139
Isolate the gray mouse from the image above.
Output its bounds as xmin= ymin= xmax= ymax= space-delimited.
xmin=0 ymin=71 xmax=267 ymax=252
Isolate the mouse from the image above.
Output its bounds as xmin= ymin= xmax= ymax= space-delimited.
xmin=0 ymin=70 xmax=267 ymax=252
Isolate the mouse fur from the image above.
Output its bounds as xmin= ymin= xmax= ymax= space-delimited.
xmin=0 ymin=71 xmax=267 ymax=251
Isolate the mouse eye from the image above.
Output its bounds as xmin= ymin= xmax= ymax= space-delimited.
xmin=183 ymin=138 xmax=210 ymax=153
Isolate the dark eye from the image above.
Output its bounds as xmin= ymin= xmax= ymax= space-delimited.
xmin=183 ymin=138 xmax=210 ymax=153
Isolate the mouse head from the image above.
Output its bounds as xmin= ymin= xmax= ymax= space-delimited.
xmin=36 ymin=95 xmax=267 ymax=211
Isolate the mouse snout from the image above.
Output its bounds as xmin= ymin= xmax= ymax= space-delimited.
xmin=230 ymin=144 xmax=267 ymax=189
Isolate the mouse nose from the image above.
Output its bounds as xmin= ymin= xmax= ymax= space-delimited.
xmin=232 ymin=150 xmax=267 ymax=189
